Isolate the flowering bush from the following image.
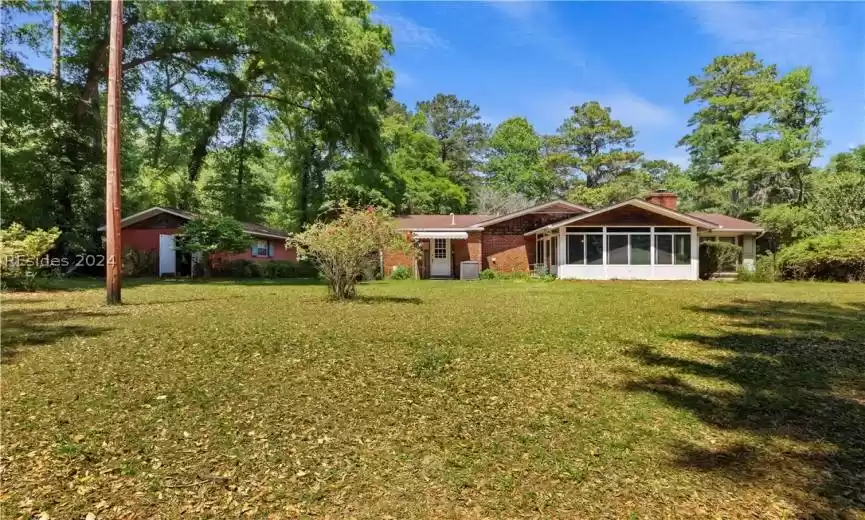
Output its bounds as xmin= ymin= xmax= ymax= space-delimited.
xmin=290 ymin=205 xmax=412 ymax=300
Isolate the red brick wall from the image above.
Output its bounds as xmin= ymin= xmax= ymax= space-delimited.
xmin=482 ymin=233 xmax=534 ymax=272
xmin=382 ymin=248 xmax=416 ymax=276
xmin=452 ymin=231 xmax=482 ymax=266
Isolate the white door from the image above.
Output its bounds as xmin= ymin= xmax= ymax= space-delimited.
xmin=430 ymin=238 xmax=451 ymax=277
xmin=159 ymin=234 xmax=176 ymax=275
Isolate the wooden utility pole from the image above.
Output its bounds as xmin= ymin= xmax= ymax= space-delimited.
xmin=105 ymin=0 xmax=123 ymax=305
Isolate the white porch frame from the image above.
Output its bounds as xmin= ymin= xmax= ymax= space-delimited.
xmin=539 ymin=225 xmax=699 ymax=280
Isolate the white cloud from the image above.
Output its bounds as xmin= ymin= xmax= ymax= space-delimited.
xmin=394 ymin=70 xmax=415 ymax=89
xmin=533 ymin=89 xmax=676 ymax=133
xmin=488 ymin=0 xmax=548 ymax=21
xmin=683 ymin=2 xmax=837 ymax=69
xmin=375 ymin=13 xmax=449 ymax=50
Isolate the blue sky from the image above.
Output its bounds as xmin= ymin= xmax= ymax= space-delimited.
xmin=375 ymin=1 xmax=865 ymax=167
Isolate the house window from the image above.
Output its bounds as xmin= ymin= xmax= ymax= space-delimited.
xmin=550 ymin=236 xmax=558 ymax=265
xmin=252 ymin=240 xmax=272 ymax=258
xmin=565 ymin=232 xmax=603 ymax=265
xmin=586 ymin=235 xmax=603 ymax=264
xmin=566 ymin=234 xmax=584 ymax=264
xmin=606 ymin=228 xmax=652 ymax=266
xmin=630 ymin=234 xmax=651 ymax=265
xmin=607 ymin=235 xmax=629 ymax=265
xmin=433 ymin=238 xmax=447 ymax=259
xmin=655 ymin=233 xmax=691 ymax=265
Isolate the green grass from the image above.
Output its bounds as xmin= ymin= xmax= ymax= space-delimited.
xmin=2 ymin=280 xmax=864 ymax=518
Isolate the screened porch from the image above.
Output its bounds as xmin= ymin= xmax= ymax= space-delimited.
xmin=534 ymin=226 xmax=699 ymax=280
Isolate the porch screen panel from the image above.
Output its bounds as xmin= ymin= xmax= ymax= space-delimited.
xmin=607 ymin=235 xmax=628 ymax=265
xmin=674 ymin=235 xmax=691 ymax=265
xmin=550 ymin=236 xmax=558 ymax=265
xmin=586 ymin=235 xmax=603 ymax=265
xmin=566 ymin=235 xmax=584 ymax=264
xmin=630 ymin=234 xmax=651 ymax=265
xmin=655 ymin=235 xmax=673 ymax=265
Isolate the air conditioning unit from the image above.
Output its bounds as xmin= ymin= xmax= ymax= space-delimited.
xmin=460 ymin=261 xmax=480 ymax=280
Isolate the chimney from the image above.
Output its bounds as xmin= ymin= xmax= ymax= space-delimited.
xmin=646 ymin=191 xmax=678 ymax=210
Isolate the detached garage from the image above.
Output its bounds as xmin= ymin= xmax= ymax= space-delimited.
xmin=98 ymin=207 xmax=293 ymax=276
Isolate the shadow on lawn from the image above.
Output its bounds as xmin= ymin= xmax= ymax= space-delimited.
xmin=626 ymin=299 xmax=865 ymax=517
xmin=1 ymin=307 xmax=111 ymax=364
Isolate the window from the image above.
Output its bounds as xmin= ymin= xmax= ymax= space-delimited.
xmin=655 ymin=235 xmax=673 ymax=265
xmin=655 ymin=232 xmax=691 ymax=265
xmin=566 ymin=227 xmax=603 ymax=233
xmin=252 ymin=240 xmax=271 ymax=257
xmin=550 ymin=236 xmax=558 ymax=265
xmin=655 ymin=227 xmax=691 ymax=233
xmin=630 ymin=234 xmax=651 ymax=265
xmin=586 ymin=235 xmax=603 ymax=265
xmin=607 ymin=235 xmax=629 ymax=264
xmin=674 ymin=235 xmax=691 ymax=265
xmin=433 ymin=238 xmax=447 ymax=259
xmin=566 ymin=234 xmax=584 ymax=264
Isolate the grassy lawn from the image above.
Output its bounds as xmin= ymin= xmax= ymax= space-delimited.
xmin=2 ymin=280 xmax=864 ymax=519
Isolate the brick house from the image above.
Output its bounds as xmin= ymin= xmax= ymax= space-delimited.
xmin=383 ymin=194 xmax=762 ymax=280
xmin=99 ymin=207 xmax=294 ymax=276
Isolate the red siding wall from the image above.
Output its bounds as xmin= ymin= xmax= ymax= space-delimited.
xmin=120 ymin=228 xmax=295 ymax=276
xmin=121 ymin=228 xmax=178 ymax=256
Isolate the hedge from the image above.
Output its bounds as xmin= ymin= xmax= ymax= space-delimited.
xmin=775 ymin=228 xmax=865 ymax=281
xmin=698 ymin=241 xmax=742 ymax=280
xmin=212 ymin=259 xmax=318 ymax=279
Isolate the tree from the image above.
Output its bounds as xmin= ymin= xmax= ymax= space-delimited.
xmin=290 ymin=205 xmax=408 ymax=300
xmin=416 ymin=94 xmax=490 ymax=188
xmin=678 ymin=53 xmax=826 ymax=216
xmin=809 ymin=146 xmax=865 ymax=232
xmin=471 ymin=186 xmax=535 ymax=216
xmin=485 ymin=117 xmax=562 ymax=200
xmin=1 ymin=0 xmax=394 ymax=253
xmin=551 ymin=101 xmax=643 ymax=188
xmin=175 ymin=215 xmax=250 ymax=277
xmin=0 ymin=223 xmax=62 ymax=290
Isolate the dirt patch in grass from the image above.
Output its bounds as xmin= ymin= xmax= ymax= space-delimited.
xmin=2 ymin=280 xmax=863 ymax=518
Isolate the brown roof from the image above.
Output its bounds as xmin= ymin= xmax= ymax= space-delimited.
xmin=104 ymin=207 xmax=290 ymax=238
xmin=395 ymin=214 xmax=492 ymax=230
xmin=687 ymin=212 xmax=763 ymax=231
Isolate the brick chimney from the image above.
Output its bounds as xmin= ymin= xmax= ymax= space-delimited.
xmin=646 ymin=191 xmax=678 ymax=210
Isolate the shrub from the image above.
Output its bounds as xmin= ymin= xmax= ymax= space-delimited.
xmin=175 ymin=215 xmax=250 ymax=277
xmin=480 ymin=268 xmax=497 ymax=280
xmin=737 ymin=253 xmax=779 ymax=282
xmin=289 ymin=204 xmax=410 ymax=300
xmin=0 ymin=223 xmax=62 ymax=290
xmin=479 ymin=268 xmax=532 ymax=281
xmin=775 ymin=228 xmax=865 ymax=281
xmin=698 ymin=241 xmax=742 ymax=280
xmin=389 ymin=265 xmax=413 ymax=280
xmin=213 ymin=259 xmax=318 ymax=279
xmin=123 ymin=248 xmax=157 ymax=277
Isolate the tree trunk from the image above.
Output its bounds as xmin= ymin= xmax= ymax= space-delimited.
xmin=187 ymin=92 xmax=239 ymax=186
xmin=52 ymin=0 xmax=61 ymax=85
xmin=236 ymin=100 xmax=249 ymax=216
xmin=202 ymin=252 xmax=212 ymax=278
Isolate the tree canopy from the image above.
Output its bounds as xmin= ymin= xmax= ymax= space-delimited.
xmin=0 ymin=4 xmax=858 ymax=257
